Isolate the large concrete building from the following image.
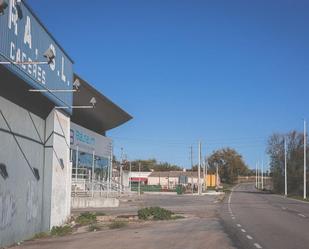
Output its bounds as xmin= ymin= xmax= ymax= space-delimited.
xmin=0 ymin=1 xmax=131 ymax=247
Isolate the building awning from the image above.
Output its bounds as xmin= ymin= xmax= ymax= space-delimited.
xmin=130 ymin=177 xmax=148 ymax=183
xmin=71 ymin=74 xmax=132 ymax=134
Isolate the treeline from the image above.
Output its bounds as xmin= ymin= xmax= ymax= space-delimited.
xmin=119 ymin=159 xmax=182 ymax=172
xmin=267 ymin=131 xmax=309 ymax=195
xmin=116 ymin=147 xmax=250 ymax=184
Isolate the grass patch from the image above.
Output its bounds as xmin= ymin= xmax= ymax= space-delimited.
xmin=108 ymin=221 xmax=127 ymax=229
xmin=94 ymin=211 xmax=106 ymax=216
xmin=50 ymin=225 xmax=73 ymax=237
xmin=31 ymin=232 xmax=50 ymax=240
xmin=138 ymin=207 xmax=174 ymax=220
xmin=171 ymin=215 xmax=185 ymax=220
xmin=75 ymin=212 xmax=97 ymax=225
xmin=88 ymin=223 xmax=101 ymax=232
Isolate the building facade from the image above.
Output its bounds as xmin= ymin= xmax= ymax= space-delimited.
xmin=0 ymin=1 xmax=131 ymax=247
xmin=148 ymin=171 xmax=219 ymax=189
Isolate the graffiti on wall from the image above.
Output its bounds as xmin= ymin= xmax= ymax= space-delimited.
xmin=0 ymin=191 xmax=16 ymax=230
xmin=26 ymin=180 xmax=39 ymax=222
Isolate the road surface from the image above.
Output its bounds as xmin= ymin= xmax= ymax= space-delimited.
xmin=221 ymin=183 xmax=309 ymax=249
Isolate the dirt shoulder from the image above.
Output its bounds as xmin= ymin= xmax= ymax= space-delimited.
xmin=9 ymin=193 xmax=236 ymax=249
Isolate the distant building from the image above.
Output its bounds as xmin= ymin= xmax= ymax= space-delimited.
xmin=147 ymin=171 xmax=219 ymax=189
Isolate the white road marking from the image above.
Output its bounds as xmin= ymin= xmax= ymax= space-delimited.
xmin=236 ymin=224 xmax=242 ymax=227
xmin=246 ymin=235 xmax=253 ymax=240
xmin=232 ymin=217 xmax=236 ymax=220
xmin=298 ymin=213 xmax=306 ymax=218
xmin=281 ymin=206 xmax=286 ymax=210
xmin=254 ymin=243 xmax=262 ymax=248
xmin=241 ymin=228 xmax=246 ymax=233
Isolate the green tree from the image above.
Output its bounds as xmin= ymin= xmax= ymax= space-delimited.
xmin=267 ymin=131 xmax=308 ymax=195
xmin=207 ymin=148 xmax=249 ymax=184
xmin=122 ymin=159 xmax=182 ymax=172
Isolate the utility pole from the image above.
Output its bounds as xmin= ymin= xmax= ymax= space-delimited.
xmin=190 ymin=145 xmax=194 ymax=193
xmin=216 ymin=162 xmax=219 ymax=189
xmin=129 ymin=161 xmax=132 ymax=192
xmin=198 ymin=141 xmax=201 ymax=195
xmin=304 ymin=119 xmax=307 ymax=199
xmin=120 ymin=147 xmax=124 ymax=192
xmin=138 ymin=162 xmax=141 ymax=197
xmin=203 ymin=154 xmax=206 ymax=192
xmin=257 ymin=161 xmax=260 ymax=189
xmin=284 ymin=136 xmax=287 ymax=197
xmin=261 ymin=159 xmax=264 ymax=190
xmin=205 ymin=157 xmax=208 ymax=191
xmin=255 ymin=162 xmax=258 ymax=189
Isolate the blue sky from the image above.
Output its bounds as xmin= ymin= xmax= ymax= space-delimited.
xmin=27 ymin=0 xmax=309 ymax=169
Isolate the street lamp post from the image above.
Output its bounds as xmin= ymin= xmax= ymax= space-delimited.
xmin=198 ymin=141 xmax=201 ymax=195
xmin=138 ymin=162 xmax=141 ymax=197
xmin=304 ymin=120 xmax=307 ymax=200
xmin=284 ymin=137 xmax=287 ymax=197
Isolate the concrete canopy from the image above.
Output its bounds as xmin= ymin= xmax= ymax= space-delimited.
xmin=71 ymin=74 xmax=132 ymax=135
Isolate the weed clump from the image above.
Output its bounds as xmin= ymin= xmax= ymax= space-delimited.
xmin=108 ymin=221 xmax=127 ymax=229
xmin=51 ymin=225 xmax=73 ymax=236
xmin=138 ymin=207 xmax=174 ymax=220
xmin=32 ymin=232 xmax=50 ymax=239
xmin=75 ymin=212 xmax=97 ymax=225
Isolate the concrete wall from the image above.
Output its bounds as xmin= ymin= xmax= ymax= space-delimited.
xmin=45 ymin=109 xmax=71 ymax=228
xmin=0 ymin=97 xmax=46 ymax=246
xmin=148 ymin=176 xmax=178 ymax=189
xmin=71 ymin=197 xmax=119 ymax=209
xmin=148 ymin=176 xmax=207 ymax=188
xmin=0 ymin=97 xmax=71 ymax=247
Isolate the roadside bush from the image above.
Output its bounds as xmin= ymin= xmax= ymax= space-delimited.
xmin=138 ymin=207 xmax=174 ymax=220
xmin=108 ymin=221 xmax=127 ymax=229
xmin=51 ymin=225 xmax=73 ymax=236
xmin=137 ymin=207 xmax=153 ymax=220
xmin=76 ymin=212 xmax=97 ymax=225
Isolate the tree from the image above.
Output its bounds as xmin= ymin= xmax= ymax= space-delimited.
xmin=207 ymin=148 xmax=249 ymax=184
xmin=121 ymin=159 xmax=182 ymax=172
xmin=267 ymin=131 xmax=308 ymax=195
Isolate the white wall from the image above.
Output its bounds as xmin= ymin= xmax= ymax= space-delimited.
xmin=0 ymin=97 xmax=45 ymax=246
xmin=45 ymin=109 xmax=71 ymax=228
xmin=129 ymin=172 xmax=152 ymax=178
xmin=0 ymin=98 xmax=72 ymax=247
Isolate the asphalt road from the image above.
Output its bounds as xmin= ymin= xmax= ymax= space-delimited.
xmin=221 ymin=183 xmax=309 ymax=249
